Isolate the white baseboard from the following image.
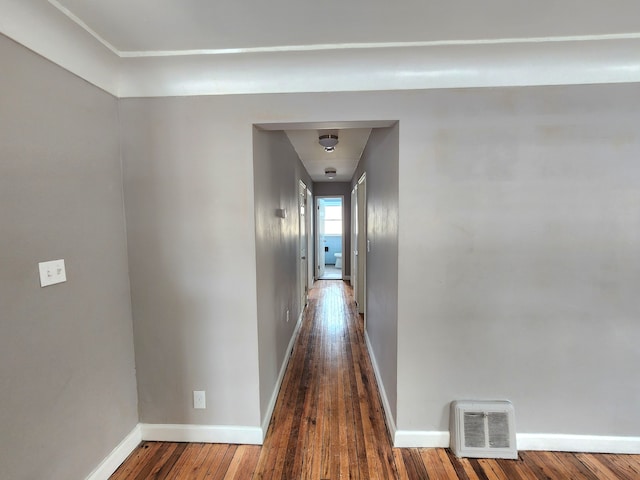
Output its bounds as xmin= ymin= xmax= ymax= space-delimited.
xmin=394 ymin=430 xmax=449 ymax=448
xmin=364 ymin=331 xmax=397 ymax=442
xmin=85 ymin=424 xmax=142 ymax=480
xmin=260 ymin=309 xmax=305 ymax=437
xmin=392 ymin=430 xmax=640 ymax=454
xmin=141 ymin=423 xmax=263 ymax=445
xmin=517 ymin=433 xmax=640 ymax=454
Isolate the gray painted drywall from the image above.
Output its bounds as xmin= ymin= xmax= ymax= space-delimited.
xmin=120 ymin=85 xmax=639 ymax=439
xmin=352 ymin=125 xmax=400 ymax=425
xmin=253 ymin=129 xmax=313 ymax=423
xmin=313 ymin=182 xmax=352 ymax=277
xmin=119 ymin=97 xmax=262 ymax=427
xmin=396 ymin=86 xmax=640 ymax=435
xmin=0 ymin=35 xmax=138 ymax=479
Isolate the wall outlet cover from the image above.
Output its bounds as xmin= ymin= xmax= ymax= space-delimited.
xmin=193 ymin=390 xmax=206 ymax=409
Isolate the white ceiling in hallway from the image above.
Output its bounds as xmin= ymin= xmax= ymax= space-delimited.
xmin=285 ymin=129 xmax=372 ymax=183
xmin=51 ymin=0 xmax=640 ymax=54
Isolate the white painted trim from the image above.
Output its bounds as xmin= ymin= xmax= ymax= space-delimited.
xmin=517 ymin=433 xmax=640 ymax=454
xmin=364 ymin=331 xmax=397 ymax=442
xmin=391 ymin=430 xmax=640 ymax=454
xmin=260 ymin=309 xmax=305 ymax=438
xmin=3 ymin=4 xmax=640 ymax=99
xmin=141 ymin=423 xmax=263 ymax=445
xmin=394 ymin=430 xmax=450 ymax=448
xmin=85 ymin=424 xmax=142 ymax=480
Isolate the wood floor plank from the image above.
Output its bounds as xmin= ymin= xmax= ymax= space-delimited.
xmin=110 ymin=281 xmax=640 ymax=480
xmin=575 ymin=453 xmax=622 ymax=480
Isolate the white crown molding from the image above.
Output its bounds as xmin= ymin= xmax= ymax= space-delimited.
xmin=3 ymin=3 xmax=640 ymax=98
xmin=1 ymin=0 xmax=120 ymax=95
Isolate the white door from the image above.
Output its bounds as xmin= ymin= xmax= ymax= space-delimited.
xmin=356 ymin=173 xmax=367 ymax=316
xmin=351 ymin=186 xmax=357 ymax=292
xmin=316 ymin=198 xmax=326 ymax=278
xmin=299 ymin=182 xmax=308 ymax=307
xmin=306 ymin=188 xmax=314 ymax=289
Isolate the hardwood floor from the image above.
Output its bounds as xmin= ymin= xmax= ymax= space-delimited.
xmin=111 ymin=280 xmax=640 ymax=479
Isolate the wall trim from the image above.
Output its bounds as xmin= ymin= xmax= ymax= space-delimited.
xmin=394 ymin=430 xmax=450 ymax=448
xmin=260 ymin=309 xmax=305 ymax=438
xmin=85 ymin=424 xmax=142 ymax=480
xmin=392 ymin=430 xmax=640 ymax=454
xmin=3 ymin=5 xmax=640 ymax=98
xmin=141 ymin=423 xmax=263 ymax=445
xmin=517 ymin=433 xmax=640 ymax=454
xmin=364 ymin=331 xmax=397 ymax=442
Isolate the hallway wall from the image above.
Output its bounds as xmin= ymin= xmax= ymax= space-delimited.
xmin=0 ymin=35 xmax=138 ymax=479
xmin=253 ymin=128 xmax=313 ymax=427
xmin=352 ymin=125 xmax=400 ymax=427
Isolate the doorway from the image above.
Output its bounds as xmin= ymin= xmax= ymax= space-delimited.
xmin=351 ymin=173 xmax=366 ymax=316
xmin=316 ymin=196 xmax=344 ymax=280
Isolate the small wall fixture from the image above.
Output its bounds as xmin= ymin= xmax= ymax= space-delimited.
xmin=319 ymin=134 xmax=338 ymax=152
xmin=325 ymin=167 xmax=337 ymax=179
xmin=276 ymin=208 xmax=287 ymax=218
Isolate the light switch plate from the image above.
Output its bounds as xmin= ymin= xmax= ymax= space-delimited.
xmin=38 ymin=259 xmax=66 ymax=287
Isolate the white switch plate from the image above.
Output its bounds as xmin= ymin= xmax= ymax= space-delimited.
xmin=193 ymin=390 xmax=206 ymax=409
xmin=38 ymin=259 xmax=66 ymax=287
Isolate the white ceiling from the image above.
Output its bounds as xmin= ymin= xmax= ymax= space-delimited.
xmin=17 ymin=1 xmax=633 ymax=182
xmin=3 ymin=2 xmax=640 ymax=97
xmin=285 ymin=129 xmax=372 ymax=183
xmin=51 ymin=0 xmax=640 ymax=54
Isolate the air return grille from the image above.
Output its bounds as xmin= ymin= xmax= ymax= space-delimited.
xmin=450 ymin=400 xmax=517 ymax=459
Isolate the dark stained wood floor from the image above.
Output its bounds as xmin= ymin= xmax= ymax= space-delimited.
xmin=111 ymin=280 xmax=640 ymax=479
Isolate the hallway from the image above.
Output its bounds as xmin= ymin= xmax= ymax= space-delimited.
xmin=110 ymin=281 xmax=640 ymax=479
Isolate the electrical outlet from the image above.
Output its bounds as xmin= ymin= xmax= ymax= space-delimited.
xmin=193 ymin=390 xmax=206 ymax=409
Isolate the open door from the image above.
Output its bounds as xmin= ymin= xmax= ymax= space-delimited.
xmin=351 ymin=186 xmax=357 ymax=292
xmin=299 ymin=181 xmax=309 ymax=307
xmin=356 ymin=173 xmax=367 ymax=316
xmin=316 ymin=197 xmax=325 ymax=279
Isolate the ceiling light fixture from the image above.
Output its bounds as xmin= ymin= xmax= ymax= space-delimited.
xmin=325 ymin=167 xmax=337 ymax=179
xmin=319 ymin=134 xmax=338 ymax=152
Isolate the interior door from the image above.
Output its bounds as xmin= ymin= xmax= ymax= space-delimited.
xmin=306 ymin=188 xmax=314 ymax=289
xmin=356 ymin=173 xmax=366 ymax=316
xmin=299 ymin=181 xmax=308 ymax=307
xmin=316 ymin=198 xmax=325 ymax=279
xmin=351 ymin=186 xmax=358 ymax=293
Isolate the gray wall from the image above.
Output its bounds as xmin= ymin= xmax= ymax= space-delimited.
xmin=121 ymin=86 xmax=639 ymax=439
xmin=313 ymin=182 xmax=352 ymax=277
xmin=0 ymin=35 xmax=138 ymax=479
xmin=119 ymin=97 xmax=262 ymax=427
xmin=352 ymin=125 xmax=400 ymax=425
xmin=253 ymin=129 xmax=313 ymax=423
xmin=396 ymin=86 xmax=640 ymax=435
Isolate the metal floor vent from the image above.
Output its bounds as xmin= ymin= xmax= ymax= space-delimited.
xmin=450 ymin=400 xmax=517 ymax=459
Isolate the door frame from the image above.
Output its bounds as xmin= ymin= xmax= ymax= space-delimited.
xmin=315 ymin=195 xmax=345 ymax=280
